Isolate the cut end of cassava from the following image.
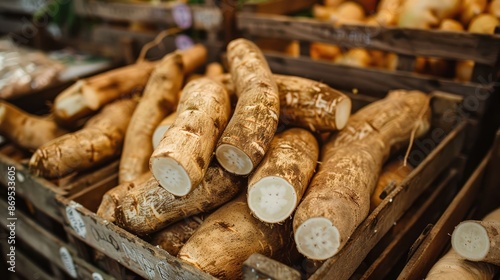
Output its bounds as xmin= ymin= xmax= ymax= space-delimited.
xmin=215 ymin=144 xmax=253 ymax=175
xmin=335 ymin=98 xmax=351 ymax=130
xmin=294 ymin=217 xmax=340 ymax=260
xmin=151 ymin=157 xmax=192 ymax=196
xmin=248 ymin=176 xmax=297 ymax=223
xmin=152 ymin=125 xmax=171 ymax=149
xmin=54 ymin=92 xmax=89 ymax=118
xmin=452 ymin=222 xmax=490 ymax=261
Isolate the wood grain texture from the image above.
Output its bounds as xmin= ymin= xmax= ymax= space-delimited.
xmin=237 ymin=13 xmax=500 ymax=64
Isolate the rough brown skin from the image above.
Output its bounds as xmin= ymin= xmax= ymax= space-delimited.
xmin=115 ymin=162 xmax=244 ymax=235
xmin=451 ymin=208 xmax=500 ymax=266
xmin=96 ymin=172 xmax=151 ymax=223
xmin=370 ymin=159 xmax=413 ymax=211
xmin=274 ymin=75 xmax=352 ymax=132
xmin=0 ymin=101 xmax=68 ymax=151
xmin=119 ymin=53 xmax=184 ymax=183
xmin=216 ymin=73 xmax=352 ymax=132
xmin=215 ymin=38 xmax=280 ymax=176
xmin=29 ymin=98 xmax=137 ymax=179
xmin=178 ymin=193 xmax=296 ymax=280
xmin=247 ymin=128 xmax=319 ymax=223
xmin=150 ymin=78 xmax=231 ymax=196
xmin=293 ymin=90 xmax=431 ymax=260
xmin=150 ymin=214 xmax=205 ymax=256
xmin=427 ymin=208 xmax=500 ymax=279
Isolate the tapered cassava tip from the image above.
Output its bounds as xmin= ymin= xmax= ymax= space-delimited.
xmin=295 ymin=217 xmax=340 ymax=260
xmin=248 ymin=176 xmax=297 ymax=223
xmin=452 ymin=222 xmax=490 ymax=261
xmin=216 ymin=144 xmax=254 ymax=175
xmin=151 ymin=157 xmax=192 ymax=196
xmin=336 ymin=98 xmax=351 ymax=130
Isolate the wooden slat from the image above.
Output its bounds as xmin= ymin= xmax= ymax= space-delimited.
xmin=243 ymin=253 xmax=301 ymax=280
xmin=16 ymin=250 xmax=54 ymax=280
xmin=264 ymin=53 xmax=492 ymax=117
xmin=74 ymin=0 xmax=179 ymax=25
xmin=309 ymin=119 xmax=467 ymax=280
xmin=0 ymin=153 xmax=66 ymax=222
xmin=360 ymin=169 xmax=459 ymax=279
xmin=0 ymin=199 xmax=115 ymax=280
xmin=57 ymin=196 xmax=216 ymax=280
xmin=237 ymin=13 xmax=500 ymax=65
xmin=242 ymin=0 xmax=316 ymax=15
xmin=476 ymin=130 xmax=500 ymax=217
xmin=397 ymin=151 xmax=492 ymax=280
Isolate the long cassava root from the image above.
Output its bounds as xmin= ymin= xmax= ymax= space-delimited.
xmin=426 ymin=208 xmax=500 ymax=279
xmin=451 ymin=208 xmax=500 ymax=266
xmin=215 ymin=73 xmax=352 ymax=132
xmin=247 ymin=128 xmax=319 ymax=223
xmin=119 ymin=45 xmax=208 ymax=183
xmin=293 ymin=90 xmax=431 ymax=260
xmin=0 ymin=101 xmax=67 ymax=151
xmin=150 ymin=78 xmax=231 ymax=196
xmin=178 ymin=194 xmax=297 ymax=280
xmin=29 ymin=98 xmax=137 ymax=178
xmin=119 ymin=52 xmax=184 ymax=183
xmin=115 ymin=162 xmax=244 ymax=235
xmin=215 ymin=38 xmax=280 ymax=175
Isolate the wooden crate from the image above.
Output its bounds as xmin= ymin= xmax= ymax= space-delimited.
xmin=0 ymin=145 xmax=119 ymax=224
xmin=237 ymin=13 xmax=500 ymax=85
xmin=241 ymin=0 xmax=316 ymax=15
xmin=397 ymin=129 xmax=500 ymax=280
xmin=55 ymin=91 xmax=466 ymax=280
xmin=0 ymin=196 xmax=114 ymax=279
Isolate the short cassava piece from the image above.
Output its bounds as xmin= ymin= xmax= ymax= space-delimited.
xmin=215 ymin=38 xmax=280 ymax=175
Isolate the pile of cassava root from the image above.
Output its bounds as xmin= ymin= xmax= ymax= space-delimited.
xmin=0 ymin=39 xmax=437 ymax=279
